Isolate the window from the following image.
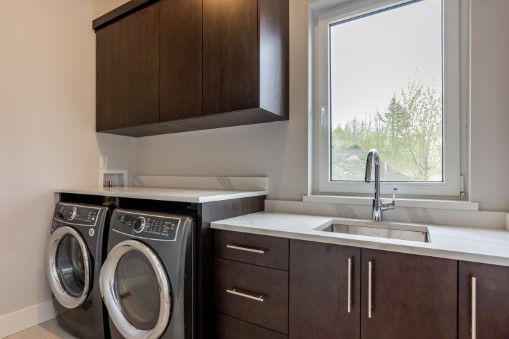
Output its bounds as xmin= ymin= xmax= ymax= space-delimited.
xmin=314 ymin=0 xmax=462 ymax=197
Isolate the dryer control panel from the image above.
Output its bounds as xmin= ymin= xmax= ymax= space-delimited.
xmin=113 ymin=210 xmax=186 ymax=241
xmin=53 ymin=203 xmax=102 ymax=228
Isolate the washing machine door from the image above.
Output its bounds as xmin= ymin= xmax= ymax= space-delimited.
xmin=100 ymin=240 xmax=171 ymax=339
xmin=46 ymin=226 xmax=91 ymax=309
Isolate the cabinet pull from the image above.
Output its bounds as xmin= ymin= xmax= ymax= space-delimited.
xmin=226 ymin=288 xmax=264 ymax=302
xmin=471 ymin=276 xmax=476 ymax=339
xmin=347 ymin=257 xmax=352 ymax=313
xmin=226 ymin=244 xmax=265 ymax=254
xmin=368 ymin=260 xmax=373 ymax=319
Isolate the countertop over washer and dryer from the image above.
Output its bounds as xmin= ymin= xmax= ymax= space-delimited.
xmin=56 ymin=186 xmax=268 ymax=203
xmin=56 ymin=176 xmax=268 ymax=203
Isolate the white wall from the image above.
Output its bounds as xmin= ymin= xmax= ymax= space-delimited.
xmin=0 ymin=0 xmax=133 ymax=329
xmin=135 ymin=0 xmax=509 ymax=212
xmin=469 ymin=0 xmax=509 ymax=211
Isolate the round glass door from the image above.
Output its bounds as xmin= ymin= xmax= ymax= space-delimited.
xmin=100 ymin=240 xmax=172 ymax=339
xmin=46 ymin=226 xmax=90 ymax=309
xmin=56 ymin=234 xmax=86 ymax=297
xmin=114 ymin=251 xmax=160 ymax=329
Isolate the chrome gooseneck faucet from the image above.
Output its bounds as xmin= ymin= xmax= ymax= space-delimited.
xmin=365 ymin=149 xmax=396 ymax=221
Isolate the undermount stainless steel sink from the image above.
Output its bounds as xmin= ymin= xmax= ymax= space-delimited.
xmin=316 ymin=220 xmax=430 ymax=243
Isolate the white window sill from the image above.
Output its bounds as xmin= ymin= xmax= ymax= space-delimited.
xmin=303 ymin=195 xmax=479 ymax=211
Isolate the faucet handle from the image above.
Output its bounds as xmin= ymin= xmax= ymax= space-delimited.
xmin=391 ymin=185 xmax=398 ymax=203
xmin=381 ymin=185 xmax=397 ymax=211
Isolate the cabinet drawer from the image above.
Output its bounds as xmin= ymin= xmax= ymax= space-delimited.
xmin=215 ymin=313 xmax=288 ymax=339
xmin=214 ymin=258 xmax=288 ymax=334
xmin=215 ymin=230 xmax=289 ymax=270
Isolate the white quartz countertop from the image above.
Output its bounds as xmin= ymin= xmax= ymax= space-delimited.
xmin=211 ymin=212 xmax=509 ymax=267
xmin=56 ymin=186 xmax=267 ymax=203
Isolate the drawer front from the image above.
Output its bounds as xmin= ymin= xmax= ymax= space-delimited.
xmin=214 ymin=258 xmax=288 ymax=334
xmin=215 ymin=313 xmax=288 ymax=339
xmin=215 ymin=230 xmax=289 ymax=270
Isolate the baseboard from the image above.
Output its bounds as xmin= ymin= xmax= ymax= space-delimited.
xmin=0 ymin=300 xmax=56 ymax=338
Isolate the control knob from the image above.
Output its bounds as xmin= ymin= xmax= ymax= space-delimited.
xmin=68 ymin=207 xmax=78 ymax=221
xmin=133 ymin=217 xmax=146 ymax=233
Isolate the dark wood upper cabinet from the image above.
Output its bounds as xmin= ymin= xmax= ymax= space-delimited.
xmin=94 ymin=0 xmax=288 ymax=137
xmin=203 ymin=0 xmax=259 ymax=115
xmin=459 ymin=261 xmax=509 ymax=339
xmin=96 ymin=15 xmax=126 ymax=131
xmin=95 ymin=3 xmax=159 ymax=131
xmin=159 ymin=0 xmax=202 ymax=122
xmin=361 ymin=249 xmax=457 ymax=339
xmin=203 ymin=0 xmax=289 ymax=117
xmin=289 ymin=240 xmax=361 ymax=339
xmin=124 ymin=4 xmax=160 ymax=127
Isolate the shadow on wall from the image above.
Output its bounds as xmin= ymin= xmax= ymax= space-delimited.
xmin=133 ymin=120 xmax=292 ymax=198
xmin=96 ymin=133 xmax=136 ymax=186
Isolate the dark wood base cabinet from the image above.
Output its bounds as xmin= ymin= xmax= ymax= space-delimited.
xmin=361 ymin=249 xmax=457 ymax=339
xmin=289 ymin=240 xmax=361 ymax=339
xmin=459 ymin=261 xmax=509 ymax=339
xmin=214 ymin=234 xmax=509 ymax=339
xmin=290 ymin=241 xmax=457 ymax=339
xmin=213 ymin=231 xmax=289 ymax=338
xmin=215 ymin=314 xmax=287 ymax=339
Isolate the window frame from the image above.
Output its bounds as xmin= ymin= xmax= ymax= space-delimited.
xmin=313 ymin=0 xmax=462 ymax=197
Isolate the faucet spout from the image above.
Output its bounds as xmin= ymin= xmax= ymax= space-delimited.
xmin=365 ymin=149 xmax=395 ymax=221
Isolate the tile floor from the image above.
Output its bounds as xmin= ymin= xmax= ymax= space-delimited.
xmin=3 ymin=318 xmax=77 ymax=339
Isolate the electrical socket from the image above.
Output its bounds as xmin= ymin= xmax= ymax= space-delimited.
xmin=99 ymin=156 xmax=108 ymax=170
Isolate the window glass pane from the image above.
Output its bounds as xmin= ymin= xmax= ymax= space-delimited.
xmin=114 ymin=250 xmax=162 ymax=330
xmin=330 ymin=0 xmax=443 ymax=182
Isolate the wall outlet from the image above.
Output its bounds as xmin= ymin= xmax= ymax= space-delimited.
xmin=99 ymin=156 xmax=108 ymax=170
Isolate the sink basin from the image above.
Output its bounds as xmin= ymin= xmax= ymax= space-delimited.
xmin=316 ymin=220 xmax=430 ymax=243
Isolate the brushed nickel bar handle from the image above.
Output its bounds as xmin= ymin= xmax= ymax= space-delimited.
xmin=226 ymin=288 xmax=264 ymax=302
xmin=368 ymin=260 xmax=373 ymax=319
xmin=226 ymin=244 xmax=265 ymax=254
xmin=348 ymin=257 xmax=352 ymax=314
xmin=471 ymin=276 xmax=476 ymax=339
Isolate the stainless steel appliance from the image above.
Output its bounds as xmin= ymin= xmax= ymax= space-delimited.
xmin=46 ymin=202 xmax=111 ymax=339
xmin=100 ymin=209 xmax=194 ymax=339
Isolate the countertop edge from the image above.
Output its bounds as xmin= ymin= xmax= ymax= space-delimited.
xmin=211 ymin=217 xmax=509 ymax=267
xmin=56 ymin=188 xmax=267 ymax=203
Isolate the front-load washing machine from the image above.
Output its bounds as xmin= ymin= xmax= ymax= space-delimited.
xmin=46 ymin=202 xmax=111 ymax=339
xmin=100 ymin=209 xmax=194 ymax=339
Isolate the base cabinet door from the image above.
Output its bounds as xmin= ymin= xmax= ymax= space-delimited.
xmin=361 ymin=249 xmax=457 ymax=339
xmin=459 ymin=261 xmax=509 ymax=339
xmin=289 ymin=240 xmax=361 ymax=339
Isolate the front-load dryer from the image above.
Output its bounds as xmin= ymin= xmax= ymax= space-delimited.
xmin=100 ymin=209 xmax=194 ymax=339
xmin=46 ymin=202 xmax=111 ymax=339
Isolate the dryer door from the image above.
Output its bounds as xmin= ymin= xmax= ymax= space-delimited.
xmin=100 ymin=240 xmax=172 ymax=339
xmin=46 ymin=226 xmax=91 ymax=309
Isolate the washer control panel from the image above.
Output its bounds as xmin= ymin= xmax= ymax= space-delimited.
xmin=114 ymin=210 xmax=183 ymax=241
xmin=54 ymin=203 xmax=100 ymax=227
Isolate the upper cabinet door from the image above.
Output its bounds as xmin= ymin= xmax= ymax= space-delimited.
xmin=203 ymin=0 xmax=259 ymax=115
xmin=459 ymin=261 xmax=509 ymax=339
xmin=160 ymin=0 xmax=203 ymax=122
xmin=361 ymin=249 xmax=457 ymax=339
xmin=123 ymin=4 xmax=160 ymax=128
xmin=96 ymin=3 xmax=160 ymax=131
xmin=96 ymin=17 xmax=126 ymax=131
